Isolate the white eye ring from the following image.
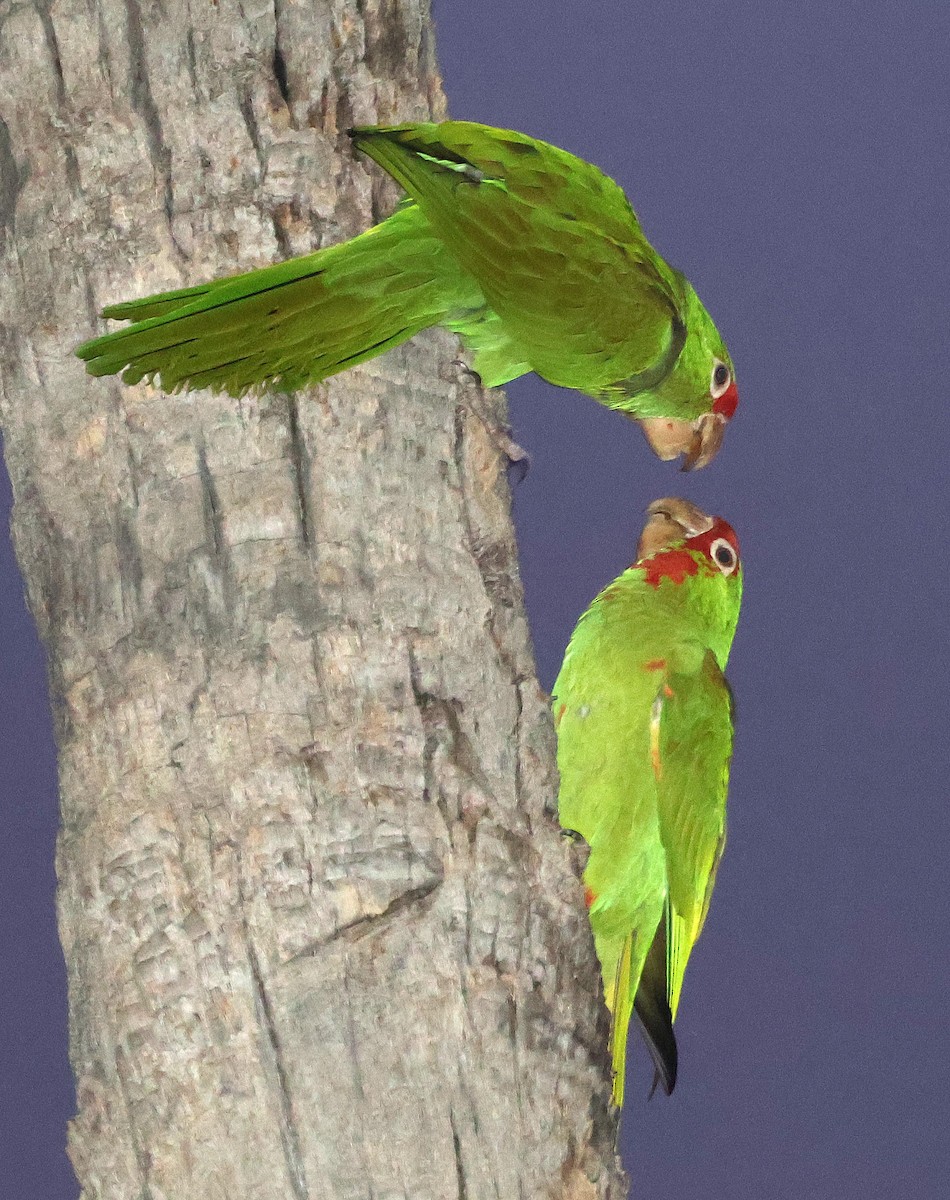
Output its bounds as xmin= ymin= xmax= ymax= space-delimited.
xmin=710 ymin=536 xmax=738 ymax=575
xmin=710 ymin=359 xmax=731 ymax=399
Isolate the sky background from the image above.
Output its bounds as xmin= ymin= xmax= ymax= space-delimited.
xmin=2 ymin=2 xmax=949 ymax=1195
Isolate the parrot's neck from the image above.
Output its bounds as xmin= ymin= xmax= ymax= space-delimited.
xmin=612 ymin=559 xmax=741 ymax=671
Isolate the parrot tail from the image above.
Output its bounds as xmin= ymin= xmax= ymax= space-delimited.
xmin=634 ymin=911 xmax=678 ymax=1097
xmin=606 ymin=931 xmax=637 ymax=1108
xmin=76 ymin=202 xmax=487 ymax=397
xmin=601 ymin=917 xmax=677 ymax=1106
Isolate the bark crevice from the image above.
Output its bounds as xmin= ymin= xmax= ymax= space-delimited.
xmin=0 ymin=116 xmax=25 ymax=246
xmin=121 ymin=0 xmax=175 ymax=232
xmin=243 ymin=924 xmax=310 ymax=1200
xmin=451 ymin=1110 xmax=470 ymax=1200
xmin=286 ymin=394 xmax=314 ymax=550
xmin=35 ymin=4 xmax=81 ymax=191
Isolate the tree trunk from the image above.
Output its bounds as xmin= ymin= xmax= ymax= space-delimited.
xmin=0 ymin=2 xmax=625 ymax=1195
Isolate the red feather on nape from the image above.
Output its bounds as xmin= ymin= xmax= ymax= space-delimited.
xmin=640 ymin=549 xmax=700 ymax=589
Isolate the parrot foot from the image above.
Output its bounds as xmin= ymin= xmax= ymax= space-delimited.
xmin=561 ymin=827 xmax=591 ymax=878
xmin=453 ymin=361 xmax=532 ymax=485
xmin=451 ymin=356 xmax=482 ymax=385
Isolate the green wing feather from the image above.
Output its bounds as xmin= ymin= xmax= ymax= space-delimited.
xmin=351 ymin=122 xmax=686 ymax=398
xmin=101 ymin=284 xmax=214 ymax=322
xmin=76 ymin=202 xmax=485 ymax=397
xmin=656 ymin=649 xmax=734 ymax=1019
xmin=592 ymin=647 xmax=734 ymax=1103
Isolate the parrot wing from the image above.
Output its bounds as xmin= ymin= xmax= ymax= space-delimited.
xmin=654 ymin=648 xmax=734 ymax=1019
xmin=350 ymin=122 xmax=686 ymax=396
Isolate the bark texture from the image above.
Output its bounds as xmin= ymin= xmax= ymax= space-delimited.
xmin=0 ymin=2 xmax=626 ymax=1196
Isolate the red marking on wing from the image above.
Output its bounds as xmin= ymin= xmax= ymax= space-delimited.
xmin=643 ymin=658 xmax=667 ymax=671
xmin=599 ymin=583 xmax=627 ymax=606
xmin=555 ymin=702 xmax=566 ymax=728
xmin=584 ymin=886 xmax=596 ymax=909
xmin=712 ymin=379 xmax=739 ymax=420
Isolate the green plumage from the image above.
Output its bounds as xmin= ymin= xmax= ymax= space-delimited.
xmin=75 ymin=122 xmax=737 ymax=468
xmin=553 ymin=499 xmax=742 ymax=1104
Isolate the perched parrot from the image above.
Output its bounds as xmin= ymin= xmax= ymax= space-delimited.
xmin=76 ymin=121 xmax=738 ymax=469
xmin=553 ymin=497 xmax=742 ymax=1104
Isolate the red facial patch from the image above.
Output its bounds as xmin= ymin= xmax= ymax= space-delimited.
xmin=686 ymin=517 xmax=740 ymax=561
xmin=584 ymin=886 xmax=596 ymax=910
xmin=638 ymin=517 xmax=739 ymax=587
xmin=712 ymin=379 xmax=739 ymax=420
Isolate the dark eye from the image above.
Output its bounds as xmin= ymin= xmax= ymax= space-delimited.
xmin=710 ymin=360 xmax=731 ymax=398
xmin=709 ymin=536 xmax=737 ymax=575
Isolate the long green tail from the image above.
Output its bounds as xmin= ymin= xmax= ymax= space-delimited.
xmin=599 ymin=914 xmax=676 ymax=1105
xmin=76 ymin=203 xmax=487 ymax=397
xmin=601 ymin=930 xmax=638 ymax=1108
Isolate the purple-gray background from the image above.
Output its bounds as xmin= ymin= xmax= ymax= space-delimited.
xmin=2 ymin=3 xmax=948 ymax=1194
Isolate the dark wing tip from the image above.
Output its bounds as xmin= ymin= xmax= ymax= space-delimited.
xmin=348 ymin=124 xmax=416 ymax=142
xmin=637 ymin=1002 xmax=678 ymax=1097
xmin=633 ymin=917 xmax=678 ymax=1095
xmin=347 ymin=126 xmax=379 ymax=150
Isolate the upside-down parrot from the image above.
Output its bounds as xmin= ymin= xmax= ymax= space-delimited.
xmin=76 ymin=121 xmax=738 ymax=470
xmin=553 ymin=498 xmax=742 ymax=1104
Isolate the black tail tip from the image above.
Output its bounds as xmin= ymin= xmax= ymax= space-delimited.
xmin=634 ymin=991 xmax=678 ymax=1097
xmin=648 ymin=1055 xmax=677 ymax=1100
xmin=648 ymin=1027 xmax=677 ymax=1097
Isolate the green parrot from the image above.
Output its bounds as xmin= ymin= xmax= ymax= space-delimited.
xmin=76 ymin=122 xmax=738 ymax=469
xmin=553 ymin=497 xmax=742 ymax=1104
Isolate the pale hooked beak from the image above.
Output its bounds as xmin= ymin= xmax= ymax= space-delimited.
xmin=638 ymin=412 xmax=728 ymax=472
xmin=636 ymin=497 xmax=715 ymax=559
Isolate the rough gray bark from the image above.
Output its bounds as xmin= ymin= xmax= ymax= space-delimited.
xmin=0 ymin=1 xmax=626 ymax=1196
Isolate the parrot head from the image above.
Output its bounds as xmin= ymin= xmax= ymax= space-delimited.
xmin=636 ymin=497 xmax=739 ymax=566
xmin=633 ymin=497 xmax=742 ymax=662
xmin=636 ymin=282 xmax=738 ymax=472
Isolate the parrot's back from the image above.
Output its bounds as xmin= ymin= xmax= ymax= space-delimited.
xmin=351 ymin=122 xmax=685 ymax=397
xmin=553 ymin=584 xmax=675 ymax=1104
